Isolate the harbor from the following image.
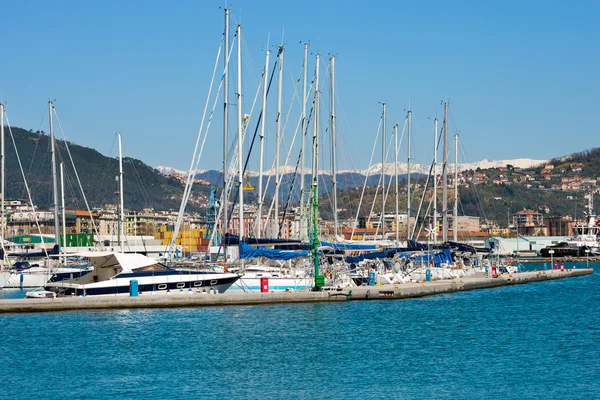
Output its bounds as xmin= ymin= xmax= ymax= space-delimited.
xmin=0 ymin=267 xmax=592 ymax=314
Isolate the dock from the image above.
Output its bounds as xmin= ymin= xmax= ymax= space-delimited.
xmin=0 ymin=268 xmax=593 ymax=314
xmin=515 ymin=256 xmax=600 ymax=263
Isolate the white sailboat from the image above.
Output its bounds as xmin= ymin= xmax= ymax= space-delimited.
xmin=0 ymin=101 xmax=92 ymax=289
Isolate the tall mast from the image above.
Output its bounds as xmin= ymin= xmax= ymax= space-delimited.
xmin=257 ymin=48 xmax=270 ymax=237
xmin=381 ymin=103 xmax=386 ymax=240
xmin=442 ymin=101 xmax=448 ymax=243
xmin=393 ymin=123 xmax=399 ymax=246
xmin=311 ymin=54 xmax=320 ymax=218
xmin=329 ymin=56 xmax=337 ymax=241
xmin=221 ymin=8 xmax=230 ymax=260
xmin=299 ymin=43 xmax=309 ymax=241
xmin=274 ymin=45 xmax=284 ymax=237
xmin=118 ymin=132 xmax=125 ymax=250
xmin=222 ymin=9 xmax=230 ymax=256
xmin=311 ymin=53 xmax=321 ymax=289
xmin=49 ymin=101 xmax=60 ymax=247
xmin=237 ymin=24 xmax=244 ymax=240
xmin=453 ymin=133 xmax=459 ymax=242
xmin=407 ymin=109 xmax=412 ymax=241
xmin=433 ymin=118 xmax=438 ymax=244
xmin=60 ymin=163 xmax=66 ymax=257
xmin=0 ymin=103 xmax=5 ymax=251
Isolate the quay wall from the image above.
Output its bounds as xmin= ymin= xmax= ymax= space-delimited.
xmin=0 ymin=268 xmax=592 ymax=314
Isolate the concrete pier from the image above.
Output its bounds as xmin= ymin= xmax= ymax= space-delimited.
xmin=0 ymin=268 xmax=593 ymax=314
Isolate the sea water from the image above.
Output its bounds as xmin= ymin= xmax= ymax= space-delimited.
xmin=1 ymin=262 xmax=598 ymax=399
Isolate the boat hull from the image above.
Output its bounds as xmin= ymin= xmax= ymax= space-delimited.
xmin=45 ymin=271 xmax=240 ymax=296
xmin=3 ymin=271 xmax=49 ymax=288
xmin=229 ymin=277 xmax=311 ymax=292
xmin=2 ymin=267 xmax=94 ymax=288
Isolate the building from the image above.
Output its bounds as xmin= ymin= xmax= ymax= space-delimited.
xmin=487 ymin=236 xmax=569 ymax=256
xmin=543 ymin=216 xmax=574 ymax=237
xmin=513 ymin=209 xmax=547 ymax=236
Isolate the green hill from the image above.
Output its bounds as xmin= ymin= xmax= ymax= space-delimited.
xmin=3 ymin=127 xmax=205 ymax=212
xmin=329 ymin=148 xmax=600 ymax=227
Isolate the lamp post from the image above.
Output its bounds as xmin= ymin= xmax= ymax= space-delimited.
xmin=585 ymin=249 xmax=590 ymax=269
xmin=549 ymin=249 xmax=555 ymax=270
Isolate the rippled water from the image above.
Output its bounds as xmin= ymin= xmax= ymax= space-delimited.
xmin=1 ymin=263 xmax=598 ymax=399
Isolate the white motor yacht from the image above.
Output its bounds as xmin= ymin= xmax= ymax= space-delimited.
xmin=45 ymin=251 xmax=240 ymax=296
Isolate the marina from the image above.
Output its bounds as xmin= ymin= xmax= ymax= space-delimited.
xmin=0 ymin=267 xmax=592 ymax=314
xmin=1 ymin=262 xmax=598 ymax=399
xmin=1 ymin=2 xmax=599 ymax=399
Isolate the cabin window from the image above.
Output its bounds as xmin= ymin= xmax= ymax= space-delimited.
xmin=157 ymin=284 xmax=167 ymax=290
xmin=176 ymin=283 xmax=186 ymax=289
xmin=210 ymin=280 xmax=218 ymax=285
xmin=193 ymin=281 xmax=203 ymax=287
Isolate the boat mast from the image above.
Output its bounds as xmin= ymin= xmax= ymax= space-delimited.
xmin=329 ymin=56 xmax=337 ymax=242
xmin=0 ymin=103 xmax=4 ymax=255
xmin=407 ymin=109 xmax=412 ymax=241
xmin=222 ymin=8 xmax=230 ymax=257
xmin=274 ymin=45 xmax=284 ymax=237
xmin=118 ymin=132 xmax=125 ymax=251
xmin=311 ymin=54 xmax=320 ymax=235
xmin=60 ymin=163 xmax=66 ymax=258
xmin=311 ymin=53 xmax=321 ymax=290
xmin=442 ymin=101 xmax=448 ymax=243
xmin=49 ymin=101 xmax=60 ymax=248
xmin=237 ymin=24 xmax=244 ymax=240
xmin=453 ymin=133 xmax=459 ymax=242
xmin=381 ymin=102 xmax=386 ymax=240
xmin=393 ymin=123 xmax=399 ymax=246
xmin=257 ymin=48 xmax=270 ymax=237
xmin=299 ymin=43 xmax=309 ymax=241
xmin=433 ymin=118 xmax=438 ymax=244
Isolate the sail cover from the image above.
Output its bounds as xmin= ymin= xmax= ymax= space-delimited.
xmin=319 ymin=241 xmax=377 ymax=251
xmin=239 ymin=242 xmax=309 ymax=260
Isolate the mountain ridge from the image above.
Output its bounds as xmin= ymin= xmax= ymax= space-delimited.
xmin=156 ymin=158 xmax=547 ymax=178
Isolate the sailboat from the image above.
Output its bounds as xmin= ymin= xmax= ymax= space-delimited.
xmin=0 ymin=102 xmax=10 ymax=288
xmin=2 ymin=101 xmax=95 ymax=289
xmin=221 ymin=16 xmax=313 ymax=292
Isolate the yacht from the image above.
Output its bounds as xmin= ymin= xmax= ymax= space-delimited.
xmin=44 ymin=251 xmax=239 ymax=296
xmin=541 ymin=193 xmax=600 ymax=257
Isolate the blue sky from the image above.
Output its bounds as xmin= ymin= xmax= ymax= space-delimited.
xmin=1 ymin=0 xmax=598 ymax=172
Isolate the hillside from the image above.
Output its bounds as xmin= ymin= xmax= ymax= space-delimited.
xmin=187 ymin=148 xmax=600 ymax=226
xmin=3 ymin=127 xmax=206 ymax=211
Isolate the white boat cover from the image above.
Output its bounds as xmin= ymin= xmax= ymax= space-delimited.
xmin=55 ymin=251 xmax=157 ymax=273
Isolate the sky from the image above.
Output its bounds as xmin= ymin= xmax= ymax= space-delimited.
xmin=1 ymin=0 xmax=599 ymax=173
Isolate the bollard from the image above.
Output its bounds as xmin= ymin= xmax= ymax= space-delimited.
xmin=129 ymin=280 xmax=139 ymax=297
xmin=369 ymin=271 xmax=376 ymax=286
xmin=260 ymin=277 xmax=269 ymax=293
xmin=560 ymin=262 xmax=565 ymax=272
xmin=425 ymin=269 xmax=431 ymax=282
